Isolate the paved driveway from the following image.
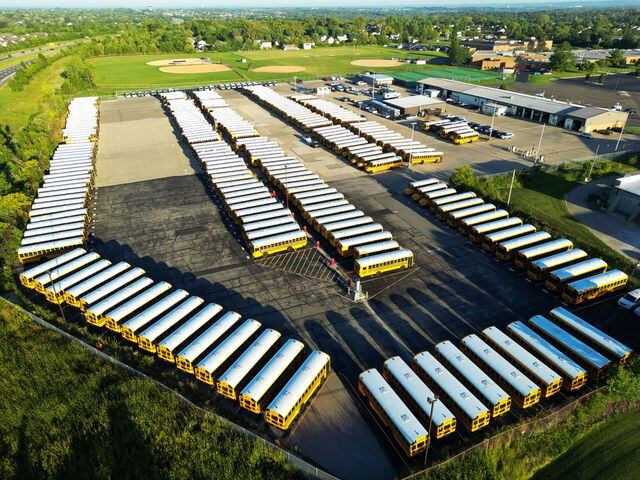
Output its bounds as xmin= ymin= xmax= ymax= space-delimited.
xmin=565 ymin=175 xmax=640 ymax=262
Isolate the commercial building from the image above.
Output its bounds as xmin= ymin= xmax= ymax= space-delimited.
xmin=417 ymin=78 xmax=628 ymax=133
xmin=608 ymin=174 xmax=640 ymax=221
xmin=382 ymin=95 xmax=446 ymax=116
xmin=574 ymin=49 xmax=640 ymax=65
xmin=462 ymin=37 xmax=553 ymax=52
xmin=358 ymin=73 xmax=394 ymax=86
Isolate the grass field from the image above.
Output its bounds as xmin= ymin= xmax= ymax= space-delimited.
xmin=88 ymin=45 xmax=501 ymax=93
xmin=0 ymin=54 xmax=71 ymax=131
xmin=533 ymin=408 xmax=640 ymax=480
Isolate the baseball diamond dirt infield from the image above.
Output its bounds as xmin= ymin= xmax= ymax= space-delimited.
xmin=350 ymin=59 xmax=404 ymax=67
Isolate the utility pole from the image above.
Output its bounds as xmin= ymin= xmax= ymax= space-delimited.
xmin=615 ymin=116 xmax=627 ymax=151
xmin=488 ymin=107 xmax=496 ymax=143
xmin=48 ymin=270 xmax=66 ymax=324
xmin=507 ymin=169 xmax=516 ymax=205
xmin=409 ymin=122 xmax=416 ymax=168
xmin=535 ymin=123 xmax=546 ymax=163
xmin=423 ymin=395 xmax=438 ymax=468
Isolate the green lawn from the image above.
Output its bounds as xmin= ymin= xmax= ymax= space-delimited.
xmin=533 ymin=408 xmax=640 ymax=480
xmin=88 ymin=46 xmax=499 ymax=92
xmin=507 ymin=164 xmax=637 ymax=255
xmin=0 ymin=54 xmax=71 ymax=131
xmin=0 ymin=301 xmax=301 ymax=479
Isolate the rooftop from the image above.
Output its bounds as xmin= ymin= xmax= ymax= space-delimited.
xmin=615 ymin=174 xmax=640 ymax=197
xmin=382 ymin=95 xmax=445 ymax=109
xmin=417 ymin=78 xmax=625 ymax=119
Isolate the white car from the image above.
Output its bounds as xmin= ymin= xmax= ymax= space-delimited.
xmin=618 ymin=288 xmax=640 ymax=309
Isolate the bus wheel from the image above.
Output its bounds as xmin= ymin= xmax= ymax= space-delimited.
xmin=288 ymin=246 xmax=294 ymax=252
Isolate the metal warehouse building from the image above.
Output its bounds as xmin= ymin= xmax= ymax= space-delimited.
xmin=382 ymin=95 xmax=446 ymax=116
xmin=417 ymin=78 xmax=628 ymax=133
xmin=608 ymin=174 xmax=640 ymax=221
xmin=358 ymin=73 xmax=394 ymax=86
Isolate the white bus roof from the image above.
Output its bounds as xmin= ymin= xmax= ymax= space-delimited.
xmin=549 ymin=258 xmax=608 ymax=281
xmin=438 ymin=198 xmax=484 ymax=213
xmin=549 ymin=307 xmax=632 ymax=360
xmin=472 ymin=217 xmax=522 ymax=235
xmin=20 ymin=247 xmax=86 ymax=281
xmin=530 ymin=249 xmax=588 ymax=271
xmin=240 ymin=339 xmax=305 ymax=403
xmin=354 ymin=248 xmax=412 ymax=268
xmin=383 ymin=356 xmax=455 ymax=428
xmin=266 ymin=350 xmax=330 ymax=418
xmin=63 ymin=262 xmax=129 ymax=298
xmin=139 ymin=296 xmax=205 ymax=343
xmin=432 ymin=192 xmax=477 ymax=207
xmin=567 ymin=269 xmax=627 ymax=293
xmin=45 ymin=259 xmax=111 ymax=295
xmin=435 ymin=340 xmax=509 ymax=407
xmin=159 ymin=303 xmax=223 ymax=352
xmin=80 ymin=268 xmax=145 ymax=306
xmin=516 ymin=238 xmax=573 ymax=260
xmin=413 ymin=351 xmax=490 ymax=420
xmin=484 ymin=224 xmax=536 ymax=244
xmin=196 ymin=319 xmax=262 ymax=374
xmin=529 ymin=315 xmax=611 ymax=370
xmin=482 ymin=326 xmax=561 ymax=387
xmin=497 ymin=231 xmax=551 ymax=251
xmin=218 ymin=329 xmax=281 ymax=389
xmin=506 ymin=321 xmax=587 ymax=379
xmin=338 ymin=231 xmax=394 ymax=250
xmin=359 ymin=368 xmax=428 ymax=445
xmin=462 ymin=334 xmax=539 ymax=398
xmin=177 ymin=311 xmax=242 ymax=362
xmin=121 ymin=288 xmax=188 ymax=333
xmin=33 ymin=252 xmax=100 ymax=286
xmin=87 ymin=277 xmax=154 ymax=317
xmin=331 ymin=223 xmax=383 ymax=241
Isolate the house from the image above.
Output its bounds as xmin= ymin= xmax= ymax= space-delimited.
xmin=320 ymin=35 xmax=328 ymax=43
xmin=195 ymin=40 xmax=208 ymax=51
xmin=282 ymin=44 xmax=298 ymax=51
xmin=336 ymin=35 xmax=348 ymax=43
xmin=302 ymin=42 xmax=315 ymax=50
xmin=326 ymin=36 xmax=336 ymax=45
xmin=389 ymin=34 xmax=400 ymax=41
xmin=257 ymin=40 xmax=273 ymax=49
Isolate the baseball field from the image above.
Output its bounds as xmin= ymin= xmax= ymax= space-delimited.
xmin=88 ymin=45 xmax=502 ymax=92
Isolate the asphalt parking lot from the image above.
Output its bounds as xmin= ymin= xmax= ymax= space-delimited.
xmin=272 ymin=80 xmax=640 ymax=177
xmin=92 ymin=95 xmax=640 ymax=479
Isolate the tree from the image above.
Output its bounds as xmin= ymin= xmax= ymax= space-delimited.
xmin=607 ymin=48 xmax=626 ymax=68
xmin=599 ymin=73 xmax=606 ymax=84
xmin=549 ymin=44 xmax=576 ymax=72
xmin=448 ymin=37 xmax=470 ymax=66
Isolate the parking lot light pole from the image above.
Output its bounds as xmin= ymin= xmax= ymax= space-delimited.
xmin=615 ymin=117 xmax=627 ymax=151
xmin=535 ymin=123 xmax=546 ymax=163
xmin=488 ymin=108 xmax=496 ymax=143
xmin=424 ymin=395 xmax=438 ymax=468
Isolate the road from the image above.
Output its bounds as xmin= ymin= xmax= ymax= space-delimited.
xmin=0 ymin=62 xmax=22 ymax=84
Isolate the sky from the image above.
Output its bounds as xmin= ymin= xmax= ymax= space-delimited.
xmin=1 ymin=0 xmax=639 ymax=8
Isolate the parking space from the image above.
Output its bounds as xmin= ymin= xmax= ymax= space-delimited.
xmin=96 ymin=97 xmax=196 ymax=187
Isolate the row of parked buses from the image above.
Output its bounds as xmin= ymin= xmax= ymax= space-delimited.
xmin=17 ymin=97 xmax=99 ymax=264
xmin=160 ymin=91 xmax=307 ymax=259
xmin=292 ymin=95 xmax=444 ymax=165
xmin=359 ymin=306 xmax=632 ymax=458
xmin=405 ymin=178 xmax=629 ymax=305
xmin=242 ymin=85 xmax=440 ymax=175
xmin=18 ymin=248 xmax=330 ymax=431
xmin=423 ymin=118 xmax=480 ymax=145
xmin=205 ymin=98 xmax=415 ymax=278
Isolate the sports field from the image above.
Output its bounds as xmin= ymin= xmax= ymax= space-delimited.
xmin=88 ymin=45 xmax=501 ymax=92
